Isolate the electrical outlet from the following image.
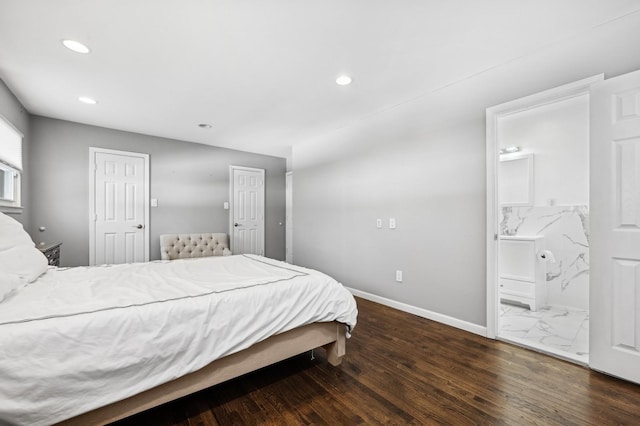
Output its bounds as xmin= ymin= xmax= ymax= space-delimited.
xmin=395 ymin=270 xmax=403 ymax=282
xmin=376 ymin=218 xmax=382 ymax=228
xmin=389 ymin=218 xmax=396 ymax=229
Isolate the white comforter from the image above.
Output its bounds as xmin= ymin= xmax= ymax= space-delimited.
xmin=0 ymin=254 xmax=358 ymax=426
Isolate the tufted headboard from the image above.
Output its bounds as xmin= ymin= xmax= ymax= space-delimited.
xmin=160 ymin=233 xmax=232 ymax=260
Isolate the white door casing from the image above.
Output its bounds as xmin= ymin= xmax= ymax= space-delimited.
xmin=285 ymin=171 xmax=293 ymax=263
xmin=485 ymin=74 xmax=603 ymax=339
xmin=89 ymin=148 xmax=149 ymax=265
xmin=229 ymin=166 xmax=265 ymax=256
xmin=590 ymin=69 xmax=640 ymax=384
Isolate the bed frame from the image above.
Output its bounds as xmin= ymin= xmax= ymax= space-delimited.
xmin=56 ymin=321 xmax=346 ymax=426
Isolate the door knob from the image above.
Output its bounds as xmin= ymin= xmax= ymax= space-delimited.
xmin=133 ymin=224 xmax=144 ymax=229
xmin=234 ymin=223 xmax=241 ymax=227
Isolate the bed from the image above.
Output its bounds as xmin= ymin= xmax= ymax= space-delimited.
xmin=0 ymin=213 xmax=358 ymax=426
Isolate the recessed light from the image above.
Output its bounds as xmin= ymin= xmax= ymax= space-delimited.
xmin=336 ymin=75 xmax=352 ymax=86
xmin=198 ymin=123 xmax=213 ymax=129
xmin=62 ymin=39 xmax=90 ymax=54
xmin=78 ymin=96 xmax=97 ymax=105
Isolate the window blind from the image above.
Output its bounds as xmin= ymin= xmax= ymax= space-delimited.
xmin=0 ymin=115 xmax=23 ymax=171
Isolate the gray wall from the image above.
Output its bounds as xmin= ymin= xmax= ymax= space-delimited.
xmin=29 ymin=116 xmax=286 ymax=266
xmin=292 ymin=13 xmax=640 ymax=327
xmin=0 ymin=79 xmax=31 ymax=229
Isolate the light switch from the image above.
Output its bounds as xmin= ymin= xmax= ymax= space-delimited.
xmin=389 ymin=218 xmax=396 ymax=229
xmin=223 ymin=202 xmax=229 ymax=210
xmin=376 ymin=219 xmax=382 ymax=228
xmin=150 ymin=198 xmax=158 ymax=207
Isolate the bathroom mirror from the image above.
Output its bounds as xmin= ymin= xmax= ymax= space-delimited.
xmin=499 ymin=153 xmax=533 ymax=206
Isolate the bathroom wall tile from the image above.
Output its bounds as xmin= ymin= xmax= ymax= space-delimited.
xmin=500 ymin=205 xmax=589 ymax=310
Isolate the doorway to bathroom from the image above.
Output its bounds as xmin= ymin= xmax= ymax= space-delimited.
xmin=486 ymin=75 xmax=602 ymax=364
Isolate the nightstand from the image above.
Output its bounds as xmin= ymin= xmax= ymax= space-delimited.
xmin=38 ymin=242 xmax=62 ymax=267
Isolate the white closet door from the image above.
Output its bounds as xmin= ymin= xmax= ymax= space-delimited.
xmin=230 ymin=166 xmax=265 ymax=256
xmin=90 ymin=148 xmax=149 ymax=265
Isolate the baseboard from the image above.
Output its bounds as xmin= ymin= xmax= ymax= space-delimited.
xmin=346 ymin=287 xmax=487 ymax=337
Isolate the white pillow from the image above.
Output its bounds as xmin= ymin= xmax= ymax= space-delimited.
xmin=0 ymin=212 xmax=33 ymax=251
xmin=0 ymin=212 xmax=49 ymax=286
xmin=0 ymin=244 xmax=48 ymax=283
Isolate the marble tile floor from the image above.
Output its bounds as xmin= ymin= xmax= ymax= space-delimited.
xmin=499 ymin=302 xmax=589 ymax=364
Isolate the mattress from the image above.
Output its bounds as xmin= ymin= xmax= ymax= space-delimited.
xmin=0 ymin=254 xmax=358 ymax=426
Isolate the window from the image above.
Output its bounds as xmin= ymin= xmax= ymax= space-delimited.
xmin=0 ymin=114 xmax=23 ymax=211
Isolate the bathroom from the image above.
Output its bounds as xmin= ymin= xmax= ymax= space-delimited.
xmin=496 ymin=92 xmax=590 ymax=364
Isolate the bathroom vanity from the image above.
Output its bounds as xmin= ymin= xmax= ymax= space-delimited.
xmin=499 ymin=235 xmax=546 ymax=311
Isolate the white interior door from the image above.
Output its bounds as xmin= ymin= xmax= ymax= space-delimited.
xmin=230 ymin=166 xmax=265 ymax=256
xmin=285 ymin=171 xmax=293 ymax=263
xmin=590 ymin=69 xmax=640 ymax=384
xmin=90 ymin=148 xmax=149 ymax=265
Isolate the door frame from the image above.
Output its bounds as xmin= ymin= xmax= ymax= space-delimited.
xmin=89 ymin=147 xmax=150 ymax=265
xmin=485 ymin=74 xmax=603 ymax=339
xmin=229 ymin=165 xmax=265 ymax=255
xmin=285 ymin=171 xmax=293 ymax=263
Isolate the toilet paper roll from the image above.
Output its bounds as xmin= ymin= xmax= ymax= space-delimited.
xmin=536 ymin=249 xmax=556 ymax=263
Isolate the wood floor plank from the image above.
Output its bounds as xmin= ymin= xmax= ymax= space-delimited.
xmin=113 ymin=297 xmax=640 ymax=425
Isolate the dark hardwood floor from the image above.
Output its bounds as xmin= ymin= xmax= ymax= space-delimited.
xmin=114 ymin=297 xmax=640 ymax=425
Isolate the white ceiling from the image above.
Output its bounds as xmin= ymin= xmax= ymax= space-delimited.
xmin=1 ymin=1 xmax=639 ymax=160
